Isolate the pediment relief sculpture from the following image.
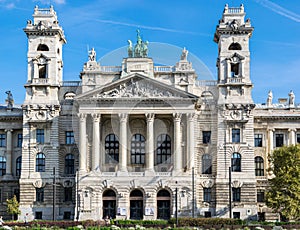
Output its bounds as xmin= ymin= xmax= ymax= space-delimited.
xmin=94 ymin=79 xmax=180 ymax=99
xmin=201 ymin=179 xmax=214 ymax=188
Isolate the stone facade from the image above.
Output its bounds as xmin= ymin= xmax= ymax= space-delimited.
xmin=0 ymin=4 xmax=298 ymax=222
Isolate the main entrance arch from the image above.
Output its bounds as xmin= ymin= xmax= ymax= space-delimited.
xmin=130 ymin=189 xmax=144 ymax=220
xmin=157 ymin=189 xmax=171 ymax=219
xmin=102 ymin=189 xmax=116 ymax=219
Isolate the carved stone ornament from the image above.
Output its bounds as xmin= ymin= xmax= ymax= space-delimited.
xmin=94 ymin=79 xmax=180 ymax=98
xmin=63 ymin=180 xmax=74 ymax=188
xmin=201 ymin=179 xmax=214 ymax=188
xmin=33 ymin=179 xmax=45 ymax=188
xmin=231 ymin=180 xmax=243 ymax=188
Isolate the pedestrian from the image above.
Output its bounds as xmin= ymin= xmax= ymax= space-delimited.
xmin=0 ymin=216 xmax=4 ymax=226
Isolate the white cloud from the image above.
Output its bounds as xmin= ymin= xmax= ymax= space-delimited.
xmin=254 ymin=0 xmax=300 ymax=23
xmin=33 ymin=0 xmax=65 ymax=5
xmin=5 ymin=2 xmax=15 ymax=9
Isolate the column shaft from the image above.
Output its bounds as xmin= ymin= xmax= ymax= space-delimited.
xmin=187 ymin=113 xmax=195 ymax=170
xmin=173 ymin=113 xmax=182 ymax=172
xmin=6 ymin=129 xmax=13 ymax=175
xmin=92 ymin=114 xmax=101 ymax=171
xmin=119 ymin=114 xmax=128 ymax=171
xmin=79 ymin=114 xmax=87 ymax=172
xmin=146 ymin=113 xmax=155 ymax=171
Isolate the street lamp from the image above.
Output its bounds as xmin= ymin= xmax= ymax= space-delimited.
xmin=175 ymin=181 xmax=178 ymax=226
xmin=53 ymin=167 xmax=56 ymax=221
xmin=192 ymin=167 xmax=195 ymax=218
xmin=76 ymin=169 xmax=80 ymax=221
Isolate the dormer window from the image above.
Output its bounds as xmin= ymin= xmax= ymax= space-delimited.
xmin=37 ymin=44 xmax=49 ymax=51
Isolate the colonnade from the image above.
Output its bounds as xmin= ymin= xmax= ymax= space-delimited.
xmin=78 ymin=113 xmax=196 ymax=173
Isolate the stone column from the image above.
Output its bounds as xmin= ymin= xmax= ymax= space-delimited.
xmin=268 ymin=129 xmax=274 ymax=152
xmin=5 ymin=129 xmax=13 ymax=175
xmin=92 ymin=113 xmax=101 ymax=171
xmin=187 ymin=113 xmax=195 ymax=170
xmin=119 ymin=113 xmax=128 ymax=172
xmin=146 ymin=113 xmax=155 ymax=172
xmin=79 ymin=113 xmax=87 ymax=172
xmin=226 ymin=59 xmax=231 ymax=79
xmin=173 ymin=113 xmax=182 ymax=173
xmin=288 ymin=128 xmax=296 ymax=145
xmin=33 ymin=59 xmax=38 ymax=79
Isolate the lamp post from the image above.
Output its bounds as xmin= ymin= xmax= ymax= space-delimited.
xmin=76 ymin=169 xmax=80 ymax=221
xmin=52 ymin=167 xmax=56 ymax=221
xmin=175 ymin=181 xmax=178 ymax=226
xmin=229 ymin=166 xmax=232 ymax=218
xmin=192 ymin=167 xmax=195 ymax=218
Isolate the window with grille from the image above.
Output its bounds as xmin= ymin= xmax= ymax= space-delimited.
xmin=0 ymin=134 xmax=6 ymax=147
xmin=255 ymin=156 xmax=264 ymax=176
xmin=202 ymin=131 xmax=211 ymax=144
xmin=203 ymin=188 xmax=211 ymax=202
xmin=16 ymin=156 xmax=22 ymax=177
xmin=17 ymin=134 xmax=23 ymax=147
xmin=232 ymin=188 xmax=241 ymax=202
xmin=36 ymin=153 xmax=45 ymax=172
xmin=65 ymin=154 xmax=74 ymax=174
xmin=156 ymin=134 xmax=171 ymax=164
xmin=231 ymin=152 xmax=241 ymax=172
xmin=65 ymin=131 xmax=75 ymax=144
xmin=105 ymin=134 xmax=119 ymax=163
xmin=36 ymin=129 xmax=44 ymax=144
xmin=254 ymin=134 xmax=263 ymax=147
xmin=232 ymin=129 xmax=240 ymax=143
xmin=0 ymin=156 xmax=6 ymax=176
xmin=275 ymin=134 xmax=284 ymax=147
xmin=131 ymin=134 xmax=145 ymax=164
xmin=202 ymin=154 xmax=212 ymax=174
xmin=257 ymin=189 xmax=265 ymax=202
xmin=36 ymin=188 xmax=44 ymax=202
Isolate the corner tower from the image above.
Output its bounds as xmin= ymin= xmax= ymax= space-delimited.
xmin=23 ymin=5 xmax=66 ymax=104
xmin=214 ymin=5 xmax=257 ymax=220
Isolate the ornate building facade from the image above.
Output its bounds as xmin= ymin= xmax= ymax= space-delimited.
xmin=0 ymin=4 xmax=298 ymax=221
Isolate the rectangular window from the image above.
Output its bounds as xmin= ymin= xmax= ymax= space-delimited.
xmin=17 ymin=134 xmax=23 ymax=147
xmin=35 ymin=211 xmax=43 ymax=220
xmin=64 ymin=187 xmax=73 ymax=202
xmin=257 ymin=189 xmax=265 ymax=203
xmin=36 ymin=129 xmax=44 ymax=144
xmin=231 ymin=63 xmax=239 ymax=77
xmin=232 ymin=187 xmax=241 ymax=202
xmin=203 ymin=188 xmax=211 ymax=202
xmin=202 ymin=131 xmax=211 ymax=144
xmin=297 ymin=134 xmax=300 ymax=144
xmin=36 ymin=188 xmax=44 ymax=202
xmin=232 ymin=129 xmax=240 ymax=143
xmin=254 ymin=134 xmax=263 ymax=147
xmin=275 ymin=134 xmax=284 ymax=147
xmin=0 ymin=134 xmax=6 ymax=147
xmin=65 ymin=131 xmax=75 ymax=144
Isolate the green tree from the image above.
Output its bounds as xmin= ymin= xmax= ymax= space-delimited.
xmin=266 ymin=144 xmax=300 ymax=220
xmin=7 ymin=195 xmax=21 ymax=220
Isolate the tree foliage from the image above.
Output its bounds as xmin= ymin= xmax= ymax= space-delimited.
xmin=7 ymin=195 xmax=21 ymax=216
xmin=266 ymin=144 xmax=300 ymax=220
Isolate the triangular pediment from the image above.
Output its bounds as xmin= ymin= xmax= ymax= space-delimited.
xmin=76 ymin=73 xmax=198 ymax=101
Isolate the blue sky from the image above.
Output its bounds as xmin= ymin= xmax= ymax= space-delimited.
xmin=0 ymin=0 xmax=299 ymax=105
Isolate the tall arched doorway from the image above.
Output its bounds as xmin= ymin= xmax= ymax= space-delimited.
xmin=157 ymin=189 xmax=171 ymax=219
xmin=102 ymin=189 xmax=116 ymax=219
xmin=130 ymin=189 xmax=144 ymax=220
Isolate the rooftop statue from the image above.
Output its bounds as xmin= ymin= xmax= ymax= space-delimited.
xmin=88 ymin=47 xmax=96 ymax=62
xmin=5 ymin=90 xmax=14 ymax=109
xmin=128 ymin=30 xmax=148 ymax=58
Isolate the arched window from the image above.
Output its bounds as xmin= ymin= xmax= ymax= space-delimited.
xmin=202 ymin=154 xmax=212 ymax=174
xmin=255 ymin=156 xmax=264 ymax=176
xmin=16 ymin=156 xmax=22 ymax=177
xmin=37 ymin=44 xmax=49 ymax=51
xmin=231 ymin=152 xmax=241 ymax=172
xmin=65 ymin=154 xmax=74 ymax=174
xmin=156 ymin=134 xmax=171 ymax=164
xmin=105 ymin=134 xmax=119 ymax=163
xmin=229 ymin=42 xmax=242 ymax=50
xmin=103 ymin=189 xmax=116 ymax=219
xmin=0 ymin=156 xmax=6 ymax=176
xmin=131 ymin=134 xmax=145 ymax=164
xmin=130 ymin=189 xmax=144 ymax=220
xmin=36 ymin=153 xmax=45 ymax=172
